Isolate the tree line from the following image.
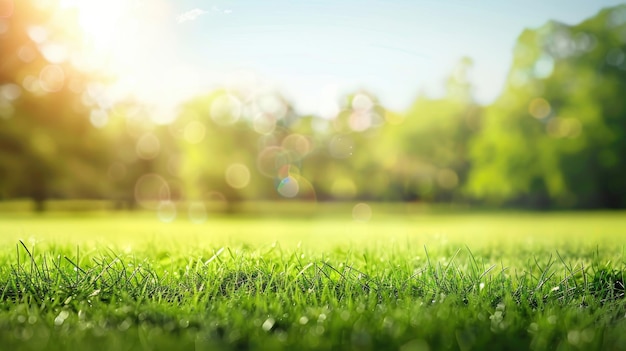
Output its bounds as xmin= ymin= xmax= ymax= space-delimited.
xmin=1 ymin=2 xmax=625 ymax=210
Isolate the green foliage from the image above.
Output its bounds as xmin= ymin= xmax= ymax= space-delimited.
xmin=2 ymin=2 xmax=626 ymax=210
xmin=0 ymin=0 xmax=112 ymax=209
xmin=467 ymin=5 xmax=626 ymax=208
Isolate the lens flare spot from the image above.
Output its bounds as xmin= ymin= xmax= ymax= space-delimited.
xmin=352 ymin=203 xmax=372 ymax=222
xmin=547 ymin=117 xmax=582 ymax=138
xmin=18 ymin=45 xmax=37 ymax=63
xmin=157 ymin=201 xmax=177 ymax=223
xmin=188 ymin=201 xmax=207 ymax=224
xmin=22 ymin=75 xmax=42 ymax=94
xmin=0 ymin=83 xmax=21 ymax=100
xmin=40 ymin=42 xmax=68 ymax=64
xmin=257 ymin=146 xmax=283 ymax=178
xmin=528 ymin=98 xmax=551 ymax=119
xmin=225 ymin=163 xmax=250 ymax=189
xmin=134 ymin=173 xmax=170 ymax=210
xmin=39 ymin=65 xmax=65 ymax=92
xmin=253 ymin=113 xmax=277 ymax=134
xmin=277 ymin=176 xmax=299 ymax=198
xmin=282 ymin=134 xmax=311 ymax=158
xmin=349 ymin=111 xmax=373 ymax=132
xmin=257 ymin=94 xmax=287 ymax=119
xmin=278 ymin=164 xmax=300 ymax=179
xmin=89 ymin=109 xmax=109 ymax=128
xmin=27 ymin=25 xmax=47 ymax=43
xmin=352 ymin=94 xmax=374 ymax=111
xmin=183 ymin=120 xmax=206 ymax=144
xmin=211 ymin=94 xmax=241 ymax=126
xmin=136 ymin=133 xmax=160 ymax=160
xmin=534 ymin=55 xmax=554 ymax=78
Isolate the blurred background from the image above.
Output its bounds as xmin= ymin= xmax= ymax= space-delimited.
xmin=1 ymin=0 xmax=626 ymax=216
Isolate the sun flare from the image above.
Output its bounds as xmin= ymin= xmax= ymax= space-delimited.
xmin=62 ymin=0 xmax=129 ymax=53
xmin=58 ymin=0 xmax=183 ymax=109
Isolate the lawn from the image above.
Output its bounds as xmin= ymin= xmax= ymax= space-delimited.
xmin=1 ymin=206 xmax=625 ymax=350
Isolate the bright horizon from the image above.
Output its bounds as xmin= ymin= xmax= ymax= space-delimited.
xmin=64 ymin=0 xmax=625 ymax=118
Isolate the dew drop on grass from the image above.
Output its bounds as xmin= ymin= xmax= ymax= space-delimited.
xmin=118 ymin=318 xmax=132 ymax=331
xmin=262 ymin=318 xmax=275 ymax=332
xmin=54 ymin=310 xmax=69 ymax=326
xmin=567 ymin=330 xmax=581 ymax=345
xmin=298 ymin=316 xmax=309 ymax=325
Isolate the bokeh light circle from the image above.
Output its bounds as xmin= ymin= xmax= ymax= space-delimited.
xmin=253 ymin=113 xmax=277 ymax=135
xmin=184 ymin=120 xmax=206 ymax=144
xmin=136 ymin=133 xmax=160 ymax=160
xmin=225 ymin=163 xmax=251 ymax=189
xmin=352 ymin=203 xmax=372 ymax=222
xmin=282 ymin=133 xmax=311 ymax=158
xmin=89 ymin=109 xmax=109 ymax=128
xmin=134 ymin=173 xmax=170 ymax=210
xmin=277 ymin=176 xmax=299 ymax=198
xmin=188 ymin=201 xmax=208 ymax=224
xmin=210 ymin=94 xmax=241 ymax=126
xmin=352 ymin=94 xmax=374 ymax=111
xmin=257 ymin=146 xmax=283 ymax=178
xmin=39 ymin=64 xmax=65 ymax=92
xmin=528 ymin=98 xmax=551 ymax=119
xmin=157 ymin=201 xmax=177 ymax=223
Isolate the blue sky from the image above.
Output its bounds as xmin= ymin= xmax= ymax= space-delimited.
xmin=105 ymin=0 xmax=625 ymax=116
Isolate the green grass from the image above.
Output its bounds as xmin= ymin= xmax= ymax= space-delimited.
xmin=1 ymin=209 xmax=626 ymax=350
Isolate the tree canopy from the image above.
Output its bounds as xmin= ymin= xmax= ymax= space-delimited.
xmin=1 ymin=2 xmax=626 ymax=211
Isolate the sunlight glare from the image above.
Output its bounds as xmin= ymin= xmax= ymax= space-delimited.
xmin=61 ymin=0 xmax=129 ymax=53
xmin=60 ymin=0 xmax=183 ymax=111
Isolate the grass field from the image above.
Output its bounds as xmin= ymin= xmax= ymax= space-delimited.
xmin=1 ymin=206 xmax=626 ymax=350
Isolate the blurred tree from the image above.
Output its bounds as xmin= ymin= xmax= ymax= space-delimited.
xmin=0 ymin=0 xmax=113 ymax=210
xmin=175 ymin=91 xmax=272 ymax=211
xmin=467 ymin=5 xmax=626 ymax=208
xmin=377 ymin=58 xmax=481 ymax=202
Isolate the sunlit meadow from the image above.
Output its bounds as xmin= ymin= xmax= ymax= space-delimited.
xmin=2 ymin=1 xmax=626 ymax=350
xmin=1 ymin=209 xmax=626 ymax=350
